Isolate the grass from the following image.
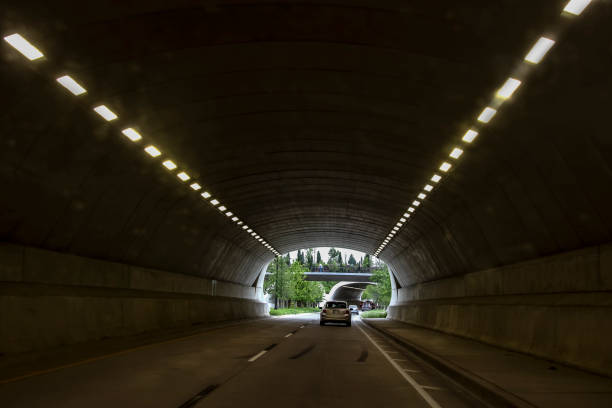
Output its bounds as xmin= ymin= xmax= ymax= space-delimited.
xmin=360 ymin=310 xmax=387 ymax=318
xmin=269 ymin=307 xmax=320 ymax=316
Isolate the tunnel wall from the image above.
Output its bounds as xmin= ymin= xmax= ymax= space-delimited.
xmin=0 ymin=243 xmax=268 ymax=354
xmin=388 ymin=243 xmax=612 ymax=376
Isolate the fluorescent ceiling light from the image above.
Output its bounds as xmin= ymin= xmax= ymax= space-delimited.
xmin=450 ymin=148 xmax=463 ymax=159
xmin=393 ymin=227 xmax=399 ymax=231
xmin=201 ymin=191 xmax=211 ymax=199
xmin=210 ymin=199 xmax=219 ymax=205
xmin=190 ymin=183 xmax=201 ymax=191
xmin=242 ymin=225 xmax=248 ymax=230
xmin=462 ymin=130 xmax=478 ymax=143
xmin=251 ymin=232 xmax=257 ymax=236
xmin=255 ymin=235 xmax=260 ymax=239
xmin=431 ymin=174 xmax=441 ymax=183
xmin=418 ymin=193 xmax=426 ymax=200
xmin=177 ymin=172 xmax=190 ymax=181
xmin=412 ymin=200 xmax=420 ymax=207
xmin=424 ymin=184 xmax=433 ymax=192
xmin=162 ymin=160 xmax=177 ymax=170
xmin=403 ymin=213 xmax=410 ymax=218
xmin=225 ymin=212 xmax=233 ymax=217
xmin=439 ymin=162 xmax=452 ymax=172
xmin=122 ymin=128 xmax=142 ymax=142
xmin=237 ymin=221 xmax=243 ymax=225
xmin=56 ymin=75 xmax=87 ymax=95
xmin=144 ymin=145 xmax=161 ymax=157
xmin=93 ymin=105 xmax=118 ymax=121
xmin=258 ymin=238 xmax=263 ymax=242
xmin=400 ymin=217 xmax=406 ymax=222
xmin=397 ymin=222 xmax=403 ymax=227
xmin=247 ymin=229 xmax=253 ymax=233
xmin=4 ymin=34 xmax=44 ymax=60
xmin=231 ymin=216 xmax=238 ymax=221
xmin=525 ymin=37 xmax=555 ymax=64
xmin=408 ymin=207 xmax=415 ymax=213
xmin=477 ymin=107 xmax=497 ymax=123
xmin=218 ymin=205 xmax=227 ymax=211
xmin=496 ymin=78 xmax=521 ymax=99
xmin=563 ymin=0 xmax=592 ymax=15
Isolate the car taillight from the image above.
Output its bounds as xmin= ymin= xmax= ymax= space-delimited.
xmin=322 ymin=309 xmax=327 ymax=313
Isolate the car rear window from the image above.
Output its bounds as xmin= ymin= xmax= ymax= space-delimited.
xmin=326 ymin=302 xmax=347 ymax=308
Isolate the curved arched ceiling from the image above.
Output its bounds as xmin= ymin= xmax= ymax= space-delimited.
xmin=1 ymin=1 xmax=610 ymax=288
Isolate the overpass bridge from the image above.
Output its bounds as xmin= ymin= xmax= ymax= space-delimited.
xmin=1 ymin=1 xmax=611 ymax=407
xmin=266 ymin=271 xmax=373 ymax=282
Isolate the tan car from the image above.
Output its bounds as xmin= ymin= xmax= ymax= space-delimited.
xmin=320 ymin=301 xmax=351 ymax=326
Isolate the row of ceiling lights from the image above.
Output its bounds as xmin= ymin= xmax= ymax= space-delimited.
xmin=374 ymin=0 xmax=594 ymax=257
xmin=3 ymin=32 xmax=280 ymax=256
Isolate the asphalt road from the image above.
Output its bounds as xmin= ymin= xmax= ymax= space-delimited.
xmin=0 ymin=314 xmax=478 ymax=408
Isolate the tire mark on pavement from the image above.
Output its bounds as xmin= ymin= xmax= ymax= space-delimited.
xmin=289 ymin=344 xmax=316 ymax=360
xmin=357 ymin=349 xmax=369 ymax=362
xmin=177 ymin=384 xmax=218 ymax=408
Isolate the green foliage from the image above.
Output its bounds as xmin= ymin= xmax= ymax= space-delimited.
xmin=316 ymin=251 xmax=322 ymax=264
xmin=269 ymin=307 xmax=320 ymax=316
xmin=265 ymin=259 xmax=324 ymax=308
xmin=362 ymin=264 xmax=392 ymax=308
xmin=360 ymin=310 xmax=387 ymax=318
xmin=348 ymin=254 xmax=357 ymax=265
xmin=321 ymin=281 xmax=336 ymax=294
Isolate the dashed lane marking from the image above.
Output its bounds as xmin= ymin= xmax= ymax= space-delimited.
xmin=284 ymin=333 xmax=293 ymax=338
xmin=357 ymin=324 xmax=442 ymax=408
xmin=421 ymin=385 xmax=445 ymax=391
xmin=248 ymin=350 xmax=267 ymax=362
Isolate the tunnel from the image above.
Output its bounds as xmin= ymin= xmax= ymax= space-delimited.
xmin=1 ymin=0 xmax=612 ymax=406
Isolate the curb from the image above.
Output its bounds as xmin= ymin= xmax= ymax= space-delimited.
xmin=361 ymin=318 xmax=536 ymax=408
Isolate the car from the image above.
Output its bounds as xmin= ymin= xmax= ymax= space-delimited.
xmin=320 ymin=301 xmax=351 ymax=326
xmin=349 ymin=305 xmax=359 ymax=314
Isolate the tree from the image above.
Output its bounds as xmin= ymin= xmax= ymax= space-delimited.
xmin=363 ymin=254 xmax=371 ymax=269
xmin=296 ymin=249 xmax=304 ymax=265
xmin=316 ymin=250 xmax=322 ymax=264
xmin=306 ymin=248 xmax=314 ymax=271
xmin=264 ymin=257 xmax=292 ymax=309
xmin=362 ymin=264 xmax=392 ymax=308
xmin=348 ymin=254 xmax=357 ymax=265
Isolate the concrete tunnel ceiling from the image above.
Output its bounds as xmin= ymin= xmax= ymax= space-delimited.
xmin=1 ymin=1 xmax=611 ymax=289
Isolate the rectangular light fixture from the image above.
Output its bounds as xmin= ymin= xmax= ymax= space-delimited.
xmin=201 ymin=191 xmax=211 ymax=199
xmin=56 ymin=75 xmax=87 ymax=95
xmin=496 ymin=78 xmax=521 ymax=99
xmin=218 ymin=205 xmax=227 ymax=211
xmin=122 ymin=128 xmax=142 ymax=142
xmin=431 ymin=174 xmax=441 ymax=183
xmin=439 ymin=162 xmax=452 ymax=172
xmin=242 ymin=225 xmax=249 ymax=230
xmin=418 ymin=193 xmax=426 ymax=200
xmin=403 ymin=213 xmax=410 ymax=218
xmin=258 ymin=238 xmax=263 ymax=242
xmin=525 ymin=37 xmax=555 ymax=64
xmin=247 ymin=229 xmax=253 ymax=233
xmin=251 ymin=232 xmax=257 ymax=236
xmin=225 ymin=211 xmax=233 ymax=217
xmin=210 ymin=199 xmax=219 ymax=205
xmin=412 ymin=200 xmax=421 ymax=207
xmin=162 ymin=160 xmax=177 ymax=170
xmin=231 ymin=216 xmax=239 ymax=221
xmin=144 ymin=145 xmax=161 ymax=157
xmin=4 ymin=34 xmax=44 ymax=60
xmin=477 ymin=107 xmax=497 ymax=123
xmin=450 ymin=148 xmax=463 ymax=159
xmin=563 ymin=0 xmax=592 ymax=15
xmin=393 ymin=227 xmax=399 ymax=231
xmin=424 ymin=184 xmax=433 ymax=192
xmin=408 ymin=207 xmax=415 ymax=213
xmin=190 ymin=183 xmax=201 ymax=191
xmin=255 ymin=235 xmax=260 ymax=239
xmin=400 ymin=217 xmax=406 ymax=222
xmin=93 ymin=105 xmax=118 ymax=121
xmin=237 ymin=221 xmax=244 ymax=225
xmin=462 ymin=129 xmax=478 ymax=143
xmin=177 ymin=172 xmax=190 ymax=181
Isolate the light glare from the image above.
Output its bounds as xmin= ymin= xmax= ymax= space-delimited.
xmin=56 ymin=75 xmax=87 ymax=95
xmin=4 ymin=34 xmax=44 ymax=60
xmin=462 ymin=130 xmax=478 ymax=143
xmin=93 ymin=105 xmax=118 ymax=121
xmin=450 ymin=148 xmax=463 ymax=159
xmin=525 ymin=37 xmax=555 ymax=64
xmin=563 ymin=0 xmax=592 ymax=15
xmin=162 ymin=160 xmax=177 ymax=170
xmin=496 ymin=78 xmax=521 ymax=99
xmin=144 ymin=145 xmax=161 ymax=157
xmin=122 ymin=128 xmax=142 ymax=142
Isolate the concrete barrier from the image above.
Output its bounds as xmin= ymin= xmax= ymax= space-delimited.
xmin=0 ymin=243 xmax=268 ymax=354
xmin=388 ymin=243 xmax=612 ymax=376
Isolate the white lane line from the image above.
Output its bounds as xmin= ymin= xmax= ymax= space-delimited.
xmin=357 ymin=324 xmax=442 ymax=408
xmin=299 ymin=325 xmax=305 ymax=328
xmin=284 ymin=333 xmax=293 ymax=338
xmin=248 ymin=350 xmax=267 ymax=362
xmin=404 ymin=368 xmax=420 ymax=373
